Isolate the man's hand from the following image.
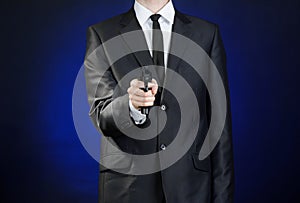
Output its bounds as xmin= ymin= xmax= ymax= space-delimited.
xmin=127 ymin=79 xmax=158 ymax=110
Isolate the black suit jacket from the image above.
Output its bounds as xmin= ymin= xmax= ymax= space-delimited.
xmin=85 ymin=8 xmax=234 ymax=203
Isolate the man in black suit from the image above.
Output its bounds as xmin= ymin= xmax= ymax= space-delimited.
xmin=84 ymin=0 xmax=234 ymax=202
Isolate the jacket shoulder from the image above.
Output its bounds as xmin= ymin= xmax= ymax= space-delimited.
xmin=87 ymin=11 xmax=128 ymax=41
xmin=176 ymin=12 xmax=221 ymax=54
xmin=184 ymin=13 xmax=218 ymax=33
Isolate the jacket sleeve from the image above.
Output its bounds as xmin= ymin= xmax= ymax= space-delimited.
xmin=84 ymin=26 xmax=135 ymax=137
xmin=209 ymin=25 xmax=235 ymax=203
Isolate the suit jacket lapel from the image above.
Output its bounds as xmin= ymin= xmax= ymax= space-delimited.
xmin=167 ymin=10 xmax=193 ymax=74
xmin=162 ymin=10 xmax=193 ymax=101
xmin=119 ymin=8 xmax=154 ymax=67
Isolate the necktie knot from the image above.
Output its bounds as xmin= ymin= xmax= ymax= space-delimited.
xmin=150 ymin=14 xmax=161 ymax=22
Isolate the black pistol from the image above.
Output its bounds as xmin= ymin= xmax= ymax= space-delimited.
xmin=140 ymin=67 xmax=152 ymax=115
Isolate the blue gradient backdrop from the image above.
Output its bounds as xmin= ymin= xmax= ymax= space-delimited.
xmin=2 ymin=0 xmax=300 ymax=202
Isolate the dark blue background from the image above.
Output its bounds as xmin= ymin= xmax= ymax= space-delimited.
xmin=2 ymin=0 xmax=300 ymax=202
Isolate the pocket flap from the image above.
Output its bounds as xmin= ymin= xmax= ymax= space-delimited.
xmin=100 ymin=153 xmax=132 ymax=172
xmin=192 ymin=154 xmax=210 ymax=172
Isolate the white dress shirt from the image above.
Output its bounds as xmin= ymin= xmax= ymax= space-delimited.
xmin=129 ymin=0 xmax=175 ymax=124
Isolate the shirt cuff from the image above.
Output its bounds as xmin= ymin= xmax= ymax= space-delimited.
xmin=129 ymin=99 xmax=147 ymax=125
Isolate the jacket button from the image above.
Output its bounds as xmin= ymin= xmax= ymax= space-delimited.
xmin=160 ymin=104 xmax=167 ymax=111
xmin=160 ymin=144 xmax=166 ymax=150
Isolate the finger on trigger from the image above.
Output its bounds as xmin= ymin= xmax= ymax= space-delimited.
xmin=148 ymin=82 xmax=158 ymax=95
xmin=151 ymin=78 xmax=157 ymax=84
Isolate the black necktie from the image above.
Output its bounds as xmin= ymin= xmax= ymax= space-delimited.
xmin=150 ymin=14 xmax=165 ymax=105
xmin=150 ymin=14 xmax=165 ymax=86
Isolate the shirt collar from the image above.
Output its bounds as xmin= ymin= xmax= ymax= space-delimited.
xmin=134 ymin=0 xmax=175 ymax=25
xmin=157 ymin=1 xmax=175 ymax=24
